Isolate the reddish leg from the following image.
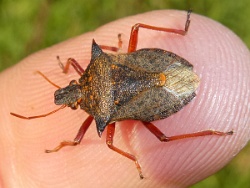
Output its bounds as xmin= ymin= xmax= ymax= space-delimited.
xmin=57 ymin=34 xmax=122 ymax=75
xmin=57 ymin=56 xmax=85 ymax=76
xmin=128 ymin=10 xmax=191 ymax=52
xmin=142 ymin=121 xmax=233 ymax=142
xmin=106 ymin=123 xmax=144 ymax=179
xmin=99 ymin=33 xmax=123 ymax=52
xmin=45 ymin=115 xmax=94 ymax=153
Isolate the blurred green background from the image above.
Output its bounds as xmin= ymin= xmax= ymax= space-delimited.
xmin=0 ymin=0 xmax=249 ymax=187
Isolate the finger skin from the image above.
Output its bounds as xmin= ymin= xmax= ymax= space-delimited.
xmin=1 ymin=10 xmax=249 ymax=188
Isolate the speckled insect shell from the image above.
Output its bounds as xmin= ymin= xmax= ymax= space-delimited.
xmin=75 ymin=40 xmax=200 ymax=136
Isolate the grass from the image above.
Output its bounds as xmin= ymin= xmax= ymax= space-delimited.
xmin=0 ymin=0 xmax=249 ymax=187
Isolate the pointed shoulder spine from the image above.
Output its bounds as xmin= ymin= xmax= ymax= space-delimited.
xmin=91 ymin=39 xmax=103 ymax=59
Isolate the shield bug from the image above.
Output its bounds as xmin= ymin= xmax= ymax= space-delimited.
xmin=10 ymin=10 xmax=233 ymax=179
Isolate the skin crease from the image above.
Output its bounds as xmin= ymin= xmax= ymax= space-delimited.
xmin=0 ymin=10 xmax=250 ymax=188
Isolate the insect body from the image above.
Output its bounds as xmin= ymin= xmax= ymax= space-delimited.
xmin=57 ymin=41 xmax=199 ymax=136
xmin=11 ymin=11 xmax=233 ymax=179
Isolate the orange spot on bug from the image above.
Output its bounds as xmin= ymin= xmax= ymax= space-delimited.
xmin=158 ymin=73 xmax=166 ymax=86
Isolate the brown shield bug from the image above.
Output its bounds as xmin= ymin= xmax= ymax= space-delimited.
xmin=10 ymin=10 xmax=233 ymax=179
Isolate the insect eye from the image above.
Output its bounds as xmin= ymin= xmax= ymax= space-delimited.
xmin=69 ymin=80 xmax=78 ymax=85
xmin=70 ymin=103 xmax=78 ymax=110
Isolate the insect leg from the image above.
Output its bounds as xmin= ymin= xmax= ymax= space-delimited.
xmin=128 ymin=10 xmax=191 ymax=52
xmin=57 ymin=56 xmax=85 ymax=76
xmin=106 ymin=123 xmax=144 ymax=179
xmin=142 ymin=121 xmax=233 ymax=142
xmin=45 ymin=115 xmax=94 ymax=153
xmin=99 ymin=33 xmax=123 ymax=52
